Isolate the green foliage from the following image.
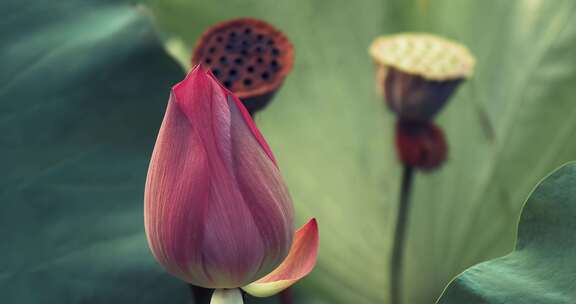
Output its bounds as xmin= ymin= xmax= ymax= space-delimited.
xmin=0 ymin=0 xmax=188 ymax=302
xmin=438 ymin=162 xmax=576 ymax=303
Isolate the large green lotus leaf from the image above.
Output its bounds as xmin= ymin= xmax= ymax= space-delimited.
xmin=437 ymin=162 xmax=576 ymax=303
xmin=1 ymin=0 xmax=187 ymax=302
xmin=146 ymin=0 xmax=576 ymax=303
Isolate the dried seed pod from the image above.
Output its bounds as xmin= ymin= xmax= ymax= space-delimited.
xmin=395 ymin=120 xmax=447 ymax=171
xmin=192 ymin=18 xmax=294 ymax=115
xmin=370 ymin=34 xmax=475 ymax=121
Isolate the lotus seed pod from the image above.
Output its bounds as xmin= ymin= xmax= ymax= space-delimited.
xmin=192 ymin=18 xmax=294 ymax=116
xmin=370 ymin=33 xmax=475 ymax=121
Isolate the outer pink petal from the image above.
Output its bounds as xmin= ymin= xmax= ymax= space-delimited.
xmin=144 ymin=66 xmax=294 ymax=288
xmin=242 ymin=219 xmax=319 ymax=297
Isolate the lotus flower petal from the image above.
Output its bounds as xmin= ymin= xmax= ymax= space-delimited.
xmin=242 ymin=219 xmax=319 ymax=297
xmin=144 ymin=66 xmax=294 ymax=288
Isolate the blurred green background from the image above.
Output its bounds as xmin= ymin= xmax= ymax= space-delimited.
xmin=2 ymin=0 xmax=576 ymax=303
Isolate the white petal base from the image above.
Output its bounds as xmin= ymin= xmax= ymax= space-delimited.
xmin=210 ymin=288 xmax=244 ymax=304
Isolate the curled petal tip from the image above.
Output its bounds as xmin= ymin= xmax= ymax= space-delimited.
xmin=242 ymin=219 xmax=319 ymax=297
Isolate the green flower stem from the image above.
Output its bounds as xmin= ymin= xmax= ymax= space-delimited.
xmin=390 ymin=165 xmax=415 ymax=304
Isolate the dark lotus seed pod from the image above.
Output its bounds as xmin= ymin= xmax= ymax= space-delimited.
xmin=192 ymin=18 xmax=294 ymax=116
xmin=395 ymin=120 xmax=447 ymax=171
xmin=370 ymin=34 xmax=475 ymax=121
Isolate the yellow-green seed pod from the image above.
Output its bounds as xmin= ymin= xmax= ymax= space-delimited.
xmin=369 ymin=33 xmax=475 ymax=121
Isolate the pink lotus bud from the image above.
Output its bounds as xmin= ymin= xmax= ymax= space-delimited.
xmin=144 ymin=66 xmax=318 ymax=294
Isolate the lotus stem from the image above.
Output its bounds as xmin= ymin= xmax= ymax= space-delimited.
xmin=390 ymin=165 xmax=414 ymax=304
